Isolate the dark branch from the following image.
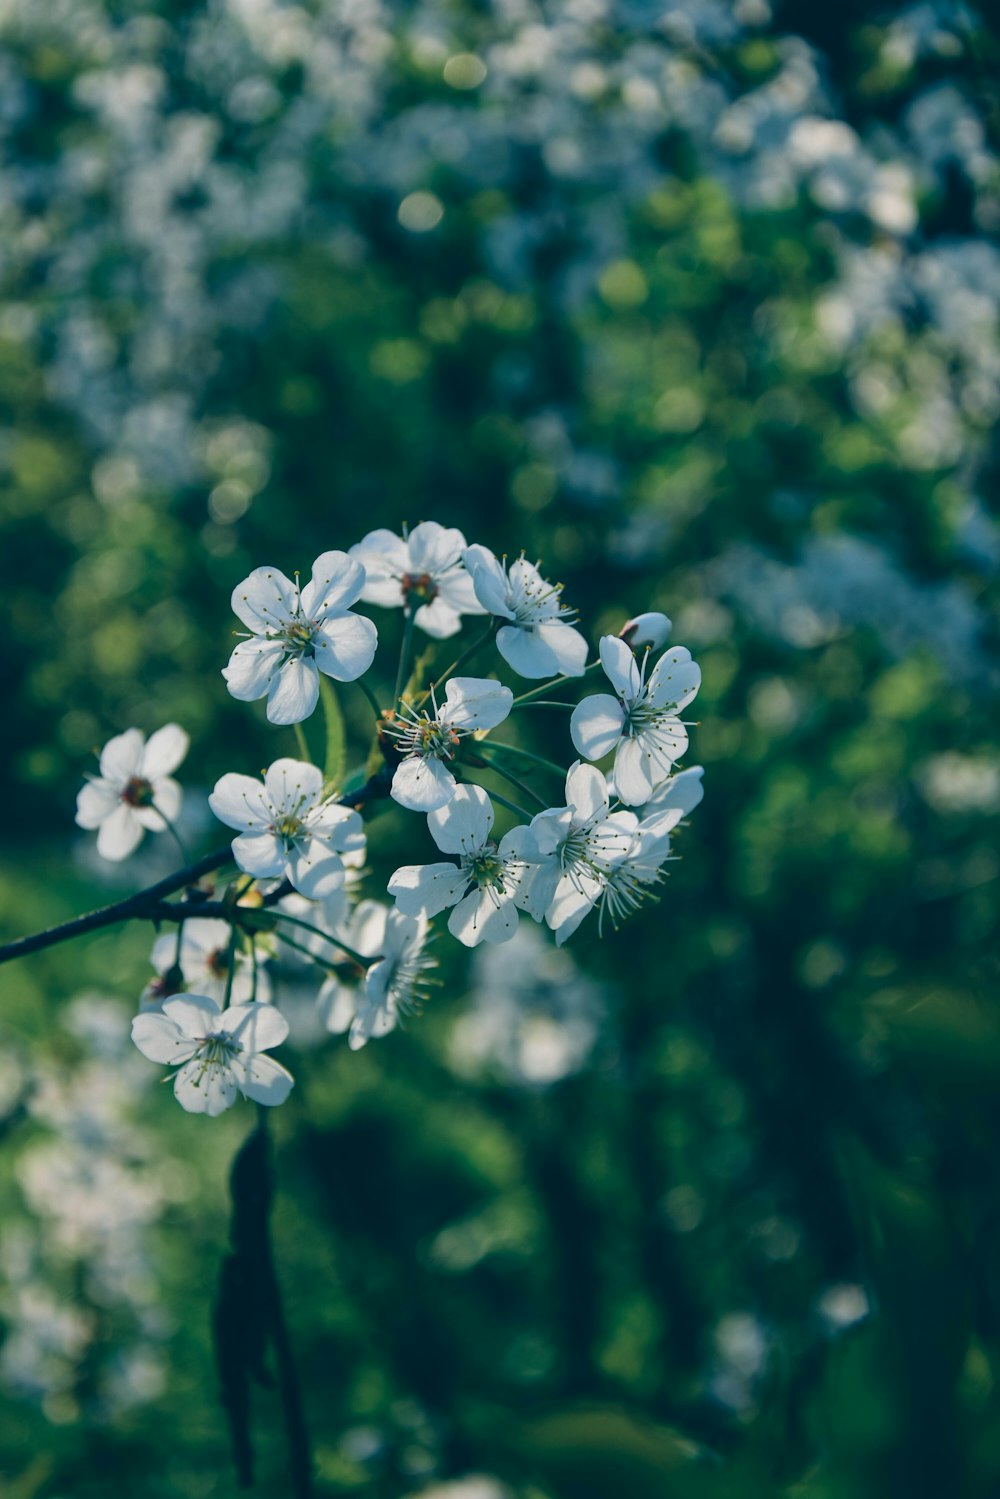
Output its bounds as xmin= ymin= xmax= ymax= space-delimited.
xmin=0 ymin=768 xmax=396 ymax=969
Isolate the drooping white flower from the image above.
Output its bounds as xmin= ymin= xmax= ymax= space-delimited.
xmin=570 ymin=636 xmax=701 ymax=806
xmin=349 ymin=522 xmax=485 ymax=638
xmin=223 ymin=552 xmax=377 ymax=725
xmin=131 ymin=994 xmax=293 ymax=1116
xmin=388 ymin=783 xmax=534 ymax=946
xmin=461 ymin=546 xmax=588 ymax=679
xmin=519 ymin=762 xmax=638 ymax=945
xmin=319 ymin=900 xmax=436 ymax=1049
xmin=144 ymin=918 xmax=271 ymax=1010
xmin=620 ymin=611 xmax=672 ymax=651
xmin=209 ymin=758 xmax=365 ymax=900
xmin=386 ymin=676 xmax=514 ymax=811
xmin=75 ymin=725 xmax=189 ymax=862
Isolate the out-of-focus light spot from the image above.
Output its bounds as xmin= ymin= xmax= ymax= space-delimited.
xmin=654 ymin=388 xmax=704 ymax=432
xmin=818 ymin=1283 xmax=870 ymax=1332
xmin=443 ymin=53 xmax=486 ymax=90
xmin=208 ymin=479 xmax=252 ymax=524
xmin=598 ymin=260 xmax=648 ymax=309
xmin=664 ymin=1185 xmax=704 ymax=1233
xmin=398 ymin=191 xmax=444 ymax=232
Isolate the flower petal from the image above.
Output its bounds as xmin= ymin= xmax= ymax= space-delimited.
xmin=75 ymin=778 xmax=120 ymax=829
xmin=220 ymin=1001 xmax=289 ymax=1052
xmin=99 ymin=728 xmax=145 ymax=785
xmin=648 ymin=648 xmax=701 ymax=712
xmin=96 ymin=803 xmax=144 ymax=860
xmin=494 ymin=623 xmax=560 ymax=679
xmin=427 ymin=782 xmax=493 ymax=854
xmin=535 ymin=620 xmax=588 ymax=676
xmin=350 ymin=529 xmax=410 ymax=606
xmin=135 ymin=776 xmax=181 ymax=829
xmin=300 ymin=550 xmax=365 ymax=617
xmin=162 ymin=992 xmax=222 ymax=1039
xmin=565 ymin=761 xmax=609 ymax=823
xmin=447 ymin=888 xmax=518 ymax=946
xmin=406 ymin=521 xmax=465 ymax=575
xmin=413 ymin=596 xmax=462 ymax=639
xmin=173 ymin=1057 xmax=238 ymax=1115
xmin=442 ymin=677 xmax=513 ymax=731
xmin=232 ymin=831 xmax=286 ymax=879
xmin=388 ymin=862 xmax=469 ymax=917
xmin=391 ymin=754 xmax=457 ymax=812
xmin=209 ymin=773 xmax=272 ymax=831
xmin=570 ymin=695 xmax=624 ymax=761
xmin=231 ymin=567 xmax=298 ymax=633
xmin=140 ymin=723 xmax=189 ymax=779
xmin=131 ymin=1013 xmax=198 ymax=1065
xmin=599 ymin=635 xmax=641 ymax=700
xmin=312 ymin=611 xmax=378 ymax=683
xmin=462 ymin=545 xmax=515 ymax=619
xmin=267 ymin=654 xmax=319 ymax=724
xmin=263 ymin=758 xmax=323 ymax=812
xmin=644 ymin=765 xmax=705 ymax=818
xmin=318 ymin=978 xmax=356 ymax=1034
xmin=236 ymin=1053 xmax=295 ymax=1107
xmin=613 ymin=737 xmax=656 ymax=806
xmin=222 ymin=637 xmax=285 ymax=702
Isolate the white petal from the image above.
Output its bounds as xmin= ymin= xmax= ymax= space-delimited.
xmin=614 ymin=737 xmax=657 ymax=806
xmin=350 ymin=529 xmax=410 ymax=605
xmin=599 ymin=635 xmax=641 ymax=700
xmin=388 ymin=862 xmax=469 ymax=917
xmin=308 ymin=804 xmax=365 ymax=854
xmin=447 ymin=888 xmax=518 ymax=946
xmin=406 ymin=521 xmax=465 ymax=575
xmin=96 ymin=803 xmax=143 ymax=860
xmin=286 ymin=843 xmax=345 ymax=900
xmin=494 ymin=623 xmax=559 ymax=679
xmin=565 ymin=761 xmax=609 ymax=823
xmin=267 ymin=655 xmax=319 ymax=724
xmin=131 ymin=1013 xmax=197 ymax=1065
xmin=140 ymin=723 xmax=189 ymax=779
xmin=263 ymin=758 xmax=323 ymax=813
xmin=461 ymin=545 xmax=515 ymax=619
xmin=348 ymin=990 xmax=397 ymax=1049
xmin=644 ymin=765 xmax=705 ymax=818
xmin=535 ymin=620 xmax=588 ymax=676
xmin=99 ymin=728 xmax=145 ymax=785
xmin=427 ymin=782 xmax=493 ymax=854
xmin=347 ymin=900 xmax=389 ymax=957
xmin=300 ymin=550 xmax=365 ymax=617
xmin=442 ymin=677 xmax=513 ymax=731
xmin=219 ymin=1001 xmax=289 ymax=1052
xmin=434 ymin=566 xmax=486 ymax=617
xmin=318 ymin=978 xmax=356 ymax=1034
xmin=173 ymin=1057 xmax=238 ymax=1115
xmin=209 ymin=773 xmax=272 ymax=832
xmin=313 ymin=612 xmax=378 ymax=681
xmin=413 ymin=596 xmax=462 ymax=639
xmin=236 ymin=1053 xmax=294 ymax=1107
xmin=75 ymin=778 xmax=119 ymax=829
xmin=232 ymin=831 xmax=286 ymax=879
xmin=136 ymin=776 xmax=181 ymax=830
xmin=648 ymin=648 xmax=700 ymax=711
xmin=222 ymin=638 xmax=285 ymax=701
xmin=646 ymin=719 xmax=689 ymax=766
xmin=162 ymin=992 xmax=222 ymax=1039
xmin=570 ymin=695 xmax=624 ymax=761
xmin=547 ymin=879 xmax=600 ymax=944
xmin=231 ymin=567 xmax=298 ymax=633
xmin=391 ymin=754 xmax=457 ymax=812
xmin=622 ymin=612 xmax=671 ymax=650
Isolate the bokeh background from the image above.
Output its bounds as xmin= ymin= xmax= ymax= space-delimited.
xmin=1 ymin=1 xmax=999 ymax=1495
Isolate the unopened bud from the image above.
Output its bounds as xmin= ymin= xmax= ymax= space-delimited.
xmin=619 ymin=611 xmax=671 ymax=651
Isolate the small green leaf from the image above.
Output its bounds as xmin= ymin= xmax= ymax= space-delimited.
xmin=319 ymin=675 xmax=346 ymax=788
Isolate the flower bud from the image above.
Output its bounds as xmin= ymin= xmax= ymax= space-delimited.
xmin=619 ymin=611 xmax=671 ymax=651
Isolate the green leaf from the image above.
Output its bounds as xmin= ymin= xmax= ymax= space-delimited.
xmin=319 ymin=675 xmax=346 ymax=788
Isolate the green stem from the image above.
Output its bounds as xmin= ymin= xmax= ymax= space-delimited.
xmin=417 ymin=620 xmax=497 ymax=706
xmin=153 ymin=803 xmax=191 ymax=864
xmin=509 ymin=700 xmax=575 ymax=711
xmin=486 ymin=741 xmax=566 ymax=777
xmin=318 ymin=676 xmax=345 ymax=786
xmin=511 ymin=660 xmax=600 ymax=706
xmin=292 ymin=722 xmax=313 ymax=765
xmin=475 ymin=752 xmax=547 ymax=810
xmin=394 ymin=604 xmax=417 ymax=707
xmin=252 ymin=908 xmax=370 ymax=969
xmin=223 ymin=923 xmax=239 ymax=1008
xmin=355 ymin=677 xmax=383 ymax=723
xmin=476 ymin=787 xmax=532 ymax=820
xmin=271 ymin=927 xmax=357 ymax=976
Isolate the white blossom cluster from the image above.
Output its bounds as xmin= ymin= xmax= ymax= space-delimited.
xmin=74 ymin=525 xmax=703 ymax=1116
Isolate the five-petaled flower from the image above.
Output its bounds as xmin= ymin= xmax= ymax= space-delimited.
xmin=461 ymin=546 xmax=588 ymax=680
xmin=209 ymin=758 xmax=365 ymax=899
xmin=350 ymin=522 xmax=485 ymax=638
xmin=386 ymin=676 xmax=514 ymax=812
xmin=76 ymin=724 xmax=189 ymax=861
xmin=570 ymin=635 xmax=701 ymax=805
xmin=131 ymin=993 xmax=294 ymax=1116
xmin=389 ymin=783 xmax=534 ymax=946
xmin=223 ymin=552 xmax=377 ymax=724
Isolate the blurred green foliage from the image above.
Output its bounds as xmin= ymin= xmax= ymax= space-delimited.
xmin=0 ymin=1 xmax=999 ymax=1496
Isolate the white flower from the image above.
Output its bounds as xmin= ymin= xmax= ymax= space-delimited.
xmin=319 ymin=900 xmax=436 ymax=1049
xmin=386 ymin=676 xmax=514 ymax=811
xmin=144 ymin=917 xmax=271 ymax=1010
xmin=596 ymin=766 xmax=705 ymax=933
xmin=520 ymin=762 xmax=638 ymax=945
xmin=75 ymin=725 xmax=189 ymax=862
xmin=131 ymin=994 xmax=293 ymax=1116
xmin=209 ymin=758 xmax=365 ymax=900
xmin=461 ymin=546 xmax=588 ymax=679
xmin=388 ymin=783 xmax=534 ymax=946
xmin=570 ymin=636 xmax=701 ymax=806
xmin=620 ymin=611 xmax=672 ymax=650
xmin=349 ymin=522 xmax=485 ymax=638
xmin=223 ymin=551 xmax=377 ymax=725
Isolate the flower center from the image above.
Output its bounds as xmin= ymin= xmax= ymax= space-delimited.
xmin=464 ymin=843 xmax=509 ymax=891
xmin=402 ymin=571 xmax=438 ymax=604
xmin=282 ymin=618 xmax=316 ymax=653
xmin=274 ymin=813 xmax=304 ymax=840
xmin=207 ymin=947 xmax=231 ymax=979
xmin=122 ymin=775 xmax=156 ymax=807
